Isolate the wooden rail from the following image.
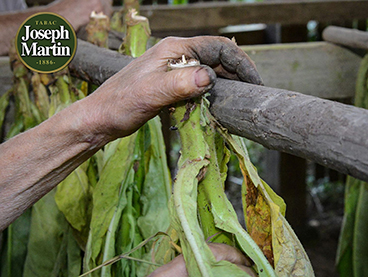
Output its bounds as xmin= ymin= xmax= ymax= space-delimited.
xmin=69 ymin=40 xmax=368 ymax=182
xmin=137 ymin=0 xmax=368 ymax=31
xmin=323 ymin=26 xmax=368 ymax=50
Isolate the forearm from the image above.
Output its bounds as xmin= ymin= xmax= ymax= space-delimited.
xmin=0 ymin=35 xmax=262 ymax=231
xmin=0 ymin=98 xmax=107 ymax=231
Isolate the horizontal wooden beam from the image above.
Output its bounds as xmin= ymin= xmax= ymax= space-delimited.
xmin=241 ymin=42 xmax=361 ymax=99
xmin=323 ymin=26 xmax=368 ymax=50
xmin=138 ymin=0 xmax=368 ymax=31
xmin=208 ymin=79 xmax=368 ymax=183
xmin=69 ymin=40 xmax=368 ymax=182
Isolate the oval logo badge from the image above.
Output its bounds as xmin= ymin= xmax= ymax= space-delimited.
xmin=15 ymin=12 xmax=77 ymax=73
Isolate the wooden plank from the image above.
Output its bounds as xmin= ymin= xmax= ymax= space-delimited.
xmin=241 ymin=42 xmax=361 ymax=99
xmin=139 ymin=0 xmax=368 ymax=31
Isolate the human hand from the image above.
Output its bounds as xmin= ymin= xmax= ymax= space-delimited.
xmin=51 ymin=0 xmax=112 ymax=30
xmin=79 ymin=36 xmax=262 ymax=143
xmin=148 ymin=243 xmax=257 ymax=277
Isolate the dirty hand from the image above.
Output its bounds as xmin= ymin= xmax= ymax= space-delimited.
xmin=0 ymin=36 xmax=260 ymax=230
xmin=80 ymin=36 xmax=263 ymax=143
xmin=148 ymin=243 xmax=257 ymax=277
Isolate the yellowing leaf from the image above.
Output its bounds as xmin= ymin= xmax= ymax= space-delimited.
xmin=223 ymin=133 xmax=314 ymax=276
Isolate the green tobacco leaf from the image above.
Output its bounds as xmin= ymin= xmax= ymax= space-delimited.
xmin=140 ymin=227 xmax=178 ymax=276
xmin=23 ymin=189 xmax=81 ymax=276
xmin=16 ymin=78 xmax=38 ymax=129
xmin=117 ymin=188 xmax=139 ymax=276
xmin=67 ymin=228 xmax=83 ymax=276
xmin=84 ymin=134 xmax=137 ymax=273
xmin=171 ymin=101 xmax=273 ymax=277
xmin=172 ymin=158 xmax=253 ymax=277
xmin=137 ymin=117 xmax=171 ymax=239
xmin=31 ymin=72 xmax=50 ymax=121
xmin=354 ymin=53 xmax=368 ymax=109
xmin=336 ymin=176 xmax=360 ymax=276
xmin=122 ymin=10 xmax=151 ymax=58
xmin=102 ymin=166 xmax=134 ymax=277
xmin=198 ymin=122 xmax=234 ymax=246
xmin=55 ymin=162 xmax=92 ymax=249
xmin=55 ymin=164 xmax=90 ymax=232
xmin=0 ymin=209 xmax=31 ymax=277
xmin=171 ymin=158 xmax=213 ymax=277
xmin=80 ymin=232 xmax=168 ymax=277
xmin=337 ymin=53 xmax=368 ymax=277
xmin=135 ymin=117 xmax=172 ymax=276
xmin=171 ymin=101 xmax=216 ymax=277
xmin=353 ymin=182 xmax=368 ymax=276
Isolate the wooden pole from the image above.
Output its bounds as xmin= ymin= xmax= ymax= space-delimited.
xmin=323 ymin=26 xmax=368 ymax=51
xmin=69 ymin=40 xmax=368 ymax=182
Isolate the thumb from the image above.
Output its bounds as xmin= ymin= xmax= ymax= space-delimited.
xmin=156 ymin=65 xmax=216 ymax=107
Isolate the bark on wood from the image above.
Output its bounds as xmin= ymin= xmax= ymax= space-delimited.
xmin=208 ymin=79 xmax=368 ymax=182
xmin=138 ymin=0 xmax=368 ymax=32
xmin=69 ymin=39 xmax=133 ymax=85
xmin=323 ymin=26 xmax=368 ymax=51
xmin=69 ymin=40 xmax=368 ymax=182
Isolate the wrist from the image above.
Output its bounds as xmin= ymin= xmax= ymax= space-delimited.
xmin=52 ymin=98 xmax=111 ymax=151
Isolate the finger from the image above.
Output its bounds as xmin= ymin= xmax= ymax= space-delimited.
xmin=208 ymin=243 xmax=251 ymax=266
xmin=237 ymin=265 xmax=258 ymax=277
xmin=183 ymin=36 xmax=263 ymax=85
xmin=149 ymin=65 xmax=216 ymax=108
xmin=147 ymin=255 xmax=187 ymax=277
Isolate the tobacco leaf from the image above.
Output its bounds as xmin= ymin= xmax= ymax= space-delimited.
xmin=102 ymin=166 xmax=134 ymax=277
xmin=225 ymin=134 xmax=313 ymax=276
xmin=55 ymin=163 xmax=91 ymax=246
xmin=0 ymin=209 xmax=31 ymax=277
xmin=244 ymin=177 xmax=273 ymax=265
xmin=84 ymin=134 xmax=137 ymax=274
xmin=137 ymin=117 xmax=171 ymax=240
xmin=352 ymin=182 xmax=368 ymax=276
xmin=23 ymin=189 xmax=81 ymax=276
xmin=31 ymin=72 xmax=50 ymax=121
xmin=198 ymin=122 xmax=234 ymax=246
xmin=336 ymin=53 xmax=368 ymax=277
xmin=336 ymin=176 xmax=360 ymax=276
xmin=170 ymin=101 xmax=274 ymax=277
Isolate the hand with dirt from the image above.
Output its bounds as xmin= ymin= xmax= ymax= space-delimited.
xmin=148 ymin=243 xmax=257 ymax=277
xmin=0 ymin=36 xmax=261 ymax=231
xmin=82 ymin=36 xmax=263 ymax=141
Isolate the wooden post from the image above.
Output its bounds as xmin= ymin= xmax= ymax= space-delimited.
xmin=268 ymin=22 xmax=308 ymax=231
xmin=279 ymin=154 xmax=307 ymax=231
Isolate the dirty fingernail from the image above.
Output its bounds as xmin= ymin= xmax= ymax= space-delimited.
xmin=195 ymin=66 xmax=216 ymax=93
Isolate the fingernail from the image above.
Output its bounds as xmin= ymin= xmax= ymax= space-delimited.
xmin=195 ymin=66 xmax=216 ymax=93
xmin=195 ymin=67 xmax=211 ymax=87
